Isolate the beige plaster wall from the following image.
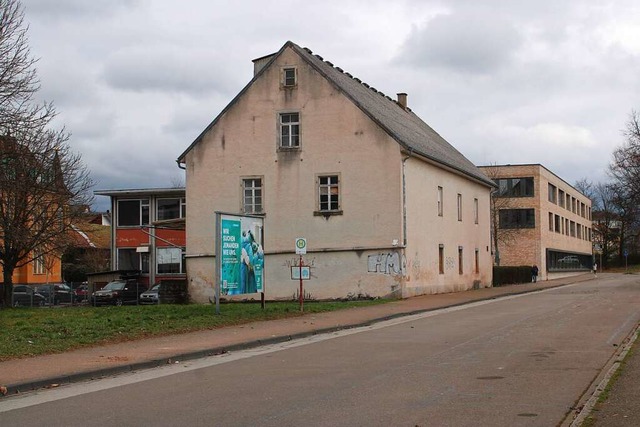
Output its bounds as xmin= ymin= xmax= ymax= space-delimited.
xmin=184 ymin=46 xmax=405 ymax=301
xmin=404 ymin=158 xmax=493 ymax=295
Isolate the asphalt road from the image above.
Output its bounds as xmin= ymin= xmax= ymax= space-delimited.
xmin=2 ymin=274 xmax=639 ymax=427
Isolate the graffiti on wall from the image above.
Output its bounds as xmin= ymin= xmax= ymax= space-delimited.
xmin=367 ymin=252 xmax=406 ymax=276
xmin=446 ymin=257 xmax=456 ymax=270
xmin=283 ymin=257 xmax=316 ymax=268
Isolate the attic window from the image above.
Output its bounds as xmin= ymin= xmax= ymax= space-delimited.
xmin=283 ymin=67 xmax=297 ymax=87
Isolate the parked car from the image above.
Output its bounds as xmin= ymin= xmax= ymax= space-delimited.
xmin=36 ymin=283 xmax=73 ymax=305
xmin=558 ymin=256 xmax=580 ymax=267
xmin=140 ymin=284 xmax=160 ymax=305
xmin=12 ymin=285 xmax=46 ymax=307
xmin=92 ymin=280 xmax=147 ymax=306
xmin=73 ymin=284 xmax=89 ymax=303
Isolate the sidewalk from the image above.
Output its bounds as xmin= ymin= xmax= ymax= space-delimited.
xmin=1 ymin=273 xmax=631 ymax=426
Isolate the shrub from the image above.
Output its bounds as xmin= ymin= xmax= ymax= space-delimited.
xmin=493 ymin=266 xmax=532 ymax=286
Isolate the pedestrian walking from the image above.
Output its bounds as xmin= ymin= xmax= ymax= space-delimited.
xmin=531 ymin=265 xmax=539 ymax=283
xmin=593 ymin=263 xmax=598 ymax=278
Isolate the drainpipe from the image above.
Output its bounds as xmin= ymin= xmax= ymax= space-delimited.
xmin=402 ymin=149 xmax=414 ymax=247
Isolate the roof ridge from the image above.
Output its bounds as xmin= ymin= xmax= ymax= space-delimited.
xmin=301 ymin=44 xmax=397 ymax=107
xmin=289 ymin=42 xmax=493 ymax=187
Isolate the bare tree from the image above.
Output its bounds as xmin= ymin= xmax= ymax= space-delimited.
xmin=608 ymin=110 xmax=640 ymax=264
xmin=574 ymin=178 xmax=595 ymax=201
xmin=482 ymin=165 xmax=520 ymax=266
xmin=610 ymin=183 xmax=640 ymax=262
xmin=0 ymin=0 xmax=54 ymax=135
xmin=169 ymin=174 xmax=185 ymax=188
xmin=610 ymin=110 xmax=640 ymax=202
xmin=0 ymin=0 xmax=93 ymax=307
xmin=590 ymin=182 xmax=621 ymax=269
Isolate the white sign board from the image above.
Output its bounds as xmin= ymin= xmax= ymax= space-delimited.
xmin=295 ymin=238 xmax=307 ymax=255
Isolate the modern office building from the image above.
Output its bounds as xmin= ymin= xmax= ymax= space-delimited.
xmin=479 ymin=164 xmax=593 ymax=280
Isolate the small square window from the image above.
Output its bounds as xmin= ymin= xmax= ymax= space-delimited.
xmin=283 ymin=67 xmax=296 ymax=87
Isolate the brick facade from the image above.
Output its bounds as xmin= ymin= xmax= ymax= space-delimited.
xmin=479 ymin=164 xmax=593 ymax=280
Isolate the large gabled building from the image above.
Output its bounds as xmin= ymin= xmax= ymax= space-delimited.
xmin=178 ymin=41 xmax=495 ymax=302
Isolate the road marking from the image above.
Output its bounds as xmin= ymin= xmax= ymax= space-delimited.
xmin=0 ymin=283 xmax=582 ymax=413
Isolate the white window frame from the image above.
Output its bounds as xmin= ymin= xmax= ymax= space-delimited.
xmin=317 ymin=174 xmax=340 ymax=213
xmin=117 ymin=248 xmax=149 ymax=273
xmin=457 ymin=193 xmax=462 ymax=222
xmin=156 ymin=247 xmax=185 ymax=275
xmin=279 ymin=112 xmax=300 ymax=148
xmin=282 ymin=67 xmax=297 ymax=87
xmin=156 ymin=197 xmax=185 ymax=221
xmin=33 ymin=249 xmax=45 ymax=275
xmin=437 ymin=186 xmax=443 ymax=217
xmin=117 ymin=199 xmax=149 ymax=227
xmin=242 ymin=177 xmax=263 ymax=214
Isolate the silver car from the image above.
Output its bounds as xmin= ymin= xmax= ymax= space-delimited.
xmin=140 ymin=284 xmax=160 ymax=305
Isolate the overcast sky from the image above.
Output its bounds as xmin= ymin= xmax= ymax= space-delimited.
xmin=20 ymin=0 xmax=640 ymax=211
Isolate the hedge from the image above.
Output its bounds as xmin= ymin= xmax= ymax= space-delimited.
xmin=493 ymin=266 xmax=533 ymax=287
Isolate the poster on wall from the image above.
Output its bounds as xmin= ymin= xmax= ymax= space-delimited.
xmin=216 ymin=213 xmax=265 ymax=296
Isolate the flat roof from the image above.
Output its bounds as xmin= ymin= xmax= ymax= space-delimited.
xmin=94 ymin=188 xmax=185 ymax=197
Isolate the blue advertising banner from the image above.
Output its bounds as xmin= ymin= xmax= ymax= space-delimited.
xmin=218 ymin=214 xmax=264 ymax=295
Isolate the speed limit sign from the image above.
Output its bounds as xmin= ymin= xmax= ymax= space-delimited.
xmin=295 ymin=238 xmax=307 ymax=255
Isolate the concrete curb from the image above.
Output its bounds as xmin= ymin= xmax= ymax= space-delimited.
xmin=2 ymin=280 xmax=581 ymax=397
xmin=562 ymin=324 xmax=640 ymax=426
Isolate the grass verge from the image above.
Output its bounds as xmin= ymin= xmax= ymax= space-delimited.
xmin=580 ymin=336 xmax=637 ymax=427
xmin=0 ymin=300 xmax=388 ymax=361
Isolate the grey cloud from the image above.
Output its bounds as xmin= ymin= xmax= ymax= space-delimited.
xmin=102 ymin=46 xmax=239 ymax=96
xmin=22 ymin=0 xmax=137 ymax=20
xmin=398 ymin=10 xmax=523 ymax=73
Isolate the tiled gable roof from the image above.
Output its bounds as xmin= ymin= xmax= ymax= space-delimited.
xmin=289 ymin=43 xmax=493 ymax=187
xmin=178 ymin=41 xmax=493 ymax=187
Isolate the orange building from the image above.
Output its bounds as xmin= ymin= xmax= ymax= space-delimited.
xmin=2 ymin=250 xmax=63 ymax=286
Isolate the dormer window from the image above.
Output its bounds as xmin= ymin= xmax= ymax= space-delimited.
xmin=283 ymin=67 xmax=297 ymax=87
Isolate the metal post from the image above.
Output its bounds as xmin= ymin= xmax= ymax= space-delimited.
xmin=215 ymin=213 xmax=221 ymax=315
xmin=600 ymin=252 xmax=602 ymax=273
xmin=299 ymin=255 xmax=303 ymax=312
